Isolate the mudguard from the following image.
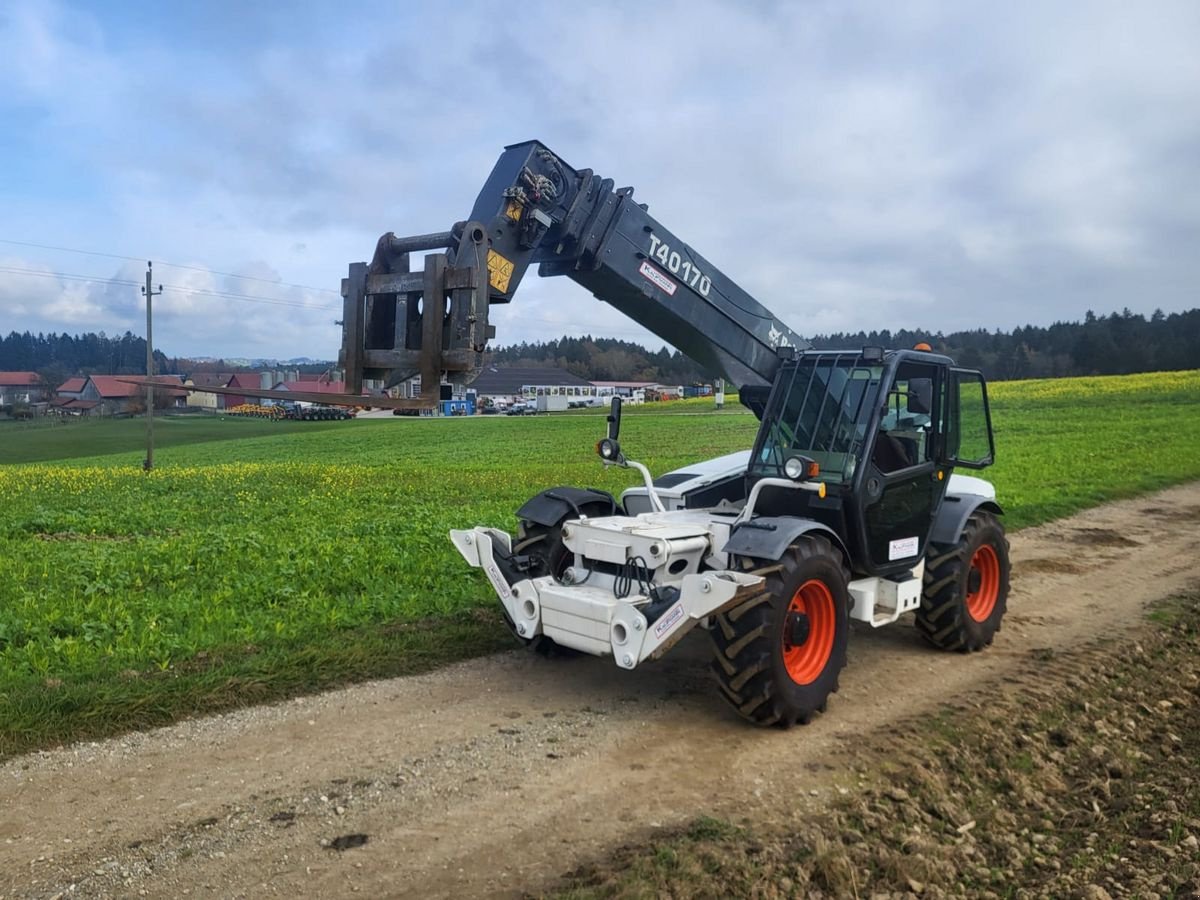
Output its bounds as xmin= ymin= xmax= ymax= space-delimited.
xmin=515 ymin=486 xmax=618 ymax=528
xmin=722 ymin=517 xmax=850 ymax=564
xmin=930 ymin=494 xmax=1004 ymax=546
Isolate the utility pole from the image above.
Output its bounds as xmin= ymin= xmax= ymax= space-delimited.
xmin=142 ymin=262 xmax=162 ymax=471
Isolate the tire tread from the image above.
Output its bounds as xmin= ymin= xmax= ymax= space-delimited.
xmin=709 ymin=534 xmax=848 ymax=727
xmin=916 ymin=510 xmax=1010 ymax=652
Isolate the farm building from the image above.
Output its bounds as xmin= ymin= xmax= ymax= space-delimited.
xmin=53 ymin=375 xmax=188 ymax=416
xmin=50 ymin=377 xmax=96 ymax=415
xmin=389 ymin=374 xmax=460 ymax=401
xmin=590 ymin=380 xmax=667 ymax=400
xmin=265 ymin=378 xmax=368 ymax=406
xmin=184 ymin=373 xmax=234 ymax=410
xmin=0 ymin=371 xmax=46 ymax=405
xmin=468 ymin=366 xmax=596 ymax=407
xmin=219 ymin=373 xmax=265 ymax=409
xmin=56 ymin=377 xmax=87 ymax=400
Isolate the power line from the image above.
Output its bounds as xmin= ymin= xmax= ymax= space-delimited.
xmin=0 ymin=265 xmax=339 ymax=311
xmin=157 ymin=280 xmax=340 ymax=310
xmin=0 ymin=237 xmax=340 ymax=295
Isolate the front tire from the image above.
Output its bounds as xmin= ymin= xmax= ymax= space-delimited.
xmin=711 ymin=535 xmax=850 ymax=727
xmin=917 ymin=510 xmax=1010 ymax=651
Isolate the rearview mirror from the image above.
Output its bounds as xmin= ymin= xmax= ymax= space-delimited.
xmin=607 ymin=396 xmax=623 ymax=440
xmin=907 ymin=378 xmax=933 ymax=416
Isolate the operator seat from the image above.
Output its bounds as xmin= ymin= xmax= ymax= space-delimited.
xmin=872 ymin=432 xmax=915 ymax=473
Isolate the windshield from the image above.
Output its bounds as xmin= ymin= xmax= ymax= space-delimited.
xmin=750 ymin=353 xmax=883 ymax=484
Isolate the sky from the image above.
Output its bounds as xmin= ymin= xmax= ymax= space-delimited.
xmin=1 ymin=0 xmax=1198 ymax=361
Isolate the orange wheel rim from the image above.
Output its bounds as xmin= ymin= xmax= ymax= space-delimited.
xmin=966 ymin=544 xmax=1000 ymax=622
xmin=782 ymin=579 xmax=836 ymax=686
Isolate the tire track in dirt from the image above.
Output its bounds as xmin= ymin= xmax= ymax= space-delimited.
xmin=3 ymin=483 xmax=1199 ymax=899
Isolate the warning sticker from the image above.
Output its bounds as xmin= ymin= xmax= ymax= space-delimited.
xmin=638 ymin=260 xmax=677 ymax=296
xmin=653 ymin=602 xmax=685 ymax=640
xmin=504 ymin=200 xmax=522 ymax=221
xmin=487 ymin=250 xmax=515 ymax=293
xmin=888 ymin=536 xmax=919 ymax=561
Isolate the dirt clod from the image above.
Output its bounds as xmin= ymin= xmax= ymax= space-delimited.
xmin=327 ymin=834 xmax=369 ymax=852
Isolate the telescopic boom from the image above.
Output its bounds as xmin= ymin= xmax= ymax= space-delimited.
xmin=339 ymin=141 xmax=803 ymax=402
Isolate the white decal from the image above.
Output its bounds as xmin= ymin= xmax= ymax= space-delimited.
xmin=647 ymin=234 xmax=710 ymax=296
xmin=767 ymin=325 xmax=792 ymax=349
xmin=653 ymin=602 xmax=686 ymax=639
xmin=485 ymin=562 xmax=512 ymax=600
xmin=638 ymin=260 xmax=677 ymax=296
xmin=888 ymin=536 xmax=919 ymax=561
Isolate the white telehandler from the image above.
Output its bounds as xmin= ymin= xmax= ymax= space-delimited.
xmin=337 ymin=141 xmax=1010 ymax=725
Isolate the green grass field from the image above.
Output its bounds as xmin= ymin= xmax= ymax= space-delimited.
xmin=1 ymin=370 xmax=1198 ymax=757
xmin=0 ymin=414 xmax=345 ymax=465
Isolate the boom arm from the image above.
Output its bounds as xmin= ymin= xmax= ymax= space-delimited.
xmin=340 ymin=141 xmax=804 ymax=401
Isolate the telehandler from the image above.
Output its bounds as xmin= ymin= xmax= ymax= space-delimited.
xmin=338 ymin=142 xmax=1010 ymax=726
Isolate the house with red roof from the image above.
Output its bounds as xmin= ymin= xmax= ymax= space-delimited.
xmin=57 ymin=377 xmax=87 ymax=399
xmin=221 ymin=373 xmax=265 ymax=409
xmin=50 ymin=377 xmax=97 ymax=415
xmin=0 ymin=371 xmax=46 ymax=406
xmin=54 ymin=374 xmax=188 ymax=416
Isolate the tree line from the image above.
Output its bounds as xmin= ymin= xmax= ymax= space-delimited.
xmin=0 ymin=331 xmax=175 ymax=388
xmin=4 ymin=308 xmax=1198 ymax=387
xmin=485 ymin=335 xmax=710 ymax=383
xmin=487 ymin=308 xmax=1200 ymax=383
xmin=810 ymin=308 xmax=1200 ymax=381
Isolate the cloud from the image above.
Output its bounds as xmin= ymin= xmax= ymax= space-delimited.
xmin=1 ymin=0 xmax=1198 ymax=361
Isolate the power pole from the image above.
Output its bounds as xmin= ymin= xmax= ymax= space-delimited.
xmin=142 ymin=262 xmax=162 ymax=471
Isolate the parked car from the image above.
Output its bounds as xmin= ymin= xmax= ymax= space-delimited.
xmin=505 ymin=401 xmax=535 ymax=416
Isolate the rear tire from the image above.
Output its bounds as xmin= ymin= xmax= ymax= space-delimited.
xmin=917 ymin=510 xmax=1010 ymax=651
xmin=710 ymin=535 xmax=850 ymax=727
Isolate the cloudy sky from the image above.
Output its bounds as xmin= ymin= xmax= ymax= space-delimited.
xmin=1 ymin=0 xmax=1197 ymax=360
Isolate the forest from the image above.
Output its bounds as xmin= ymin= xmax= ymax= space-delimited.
xmin=483 ymin=307 xmax=1200 ymax=383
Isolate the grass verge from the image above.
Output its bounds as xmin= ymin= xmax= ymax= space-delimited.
xmin=553 ymin=592 xmax=1200 ymax=898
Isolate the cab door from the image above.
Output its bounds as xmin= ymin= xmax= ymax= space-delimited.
xmin=859 ymin=361 xmax=948 ymax=574
xmin=944 ymin=368 xmax=995 ymax=468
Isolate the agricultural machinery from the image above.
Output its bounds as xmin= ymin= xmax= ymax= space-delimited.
xmin=338 ymin=141 xmax=1010 ymax=725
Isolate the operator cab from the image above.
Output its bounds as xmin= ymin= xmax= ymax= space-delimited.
xmin=746 ymin=348 xmax=995 ymax=577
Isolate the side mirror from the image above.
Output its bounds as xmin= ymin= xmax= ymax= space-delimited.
xmin=607 ymin=396 xmax=622 ymax=441
xmin=598 ymin=397 xmax=624 ymax=464
xmin=907 ymin=378 xmax=933 ymax=416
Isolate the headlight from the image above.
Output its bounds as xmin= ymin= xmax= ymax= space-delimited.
xmin=783 ymin=455 xmax=819 ymax=481
xmin=597 ymin=438 xmax=620 ymax=461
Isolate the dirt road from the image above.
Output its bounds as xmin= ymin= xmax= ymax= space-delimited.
xmin=4 ymin=484 xmax=1199 ymax=899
